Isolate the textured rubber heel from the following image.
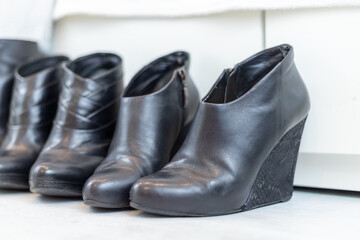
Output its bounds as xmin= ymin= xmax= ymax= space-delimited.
xmin=241 ymin=117 xmax=307 ymax=211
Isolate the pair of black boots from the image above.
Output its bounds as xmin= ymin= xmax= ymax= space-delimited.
xmin=0 ymin=39 xmax=310 ymax=216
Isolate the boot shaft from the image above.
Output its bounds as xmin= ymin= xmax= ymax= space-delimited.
xmin=9 ymin=56 xmax=69 ymax=126
xmin=0 ymin=40 xmax=39 ymax=143
xmin=55 ymin=53 xmax=123 ymax=129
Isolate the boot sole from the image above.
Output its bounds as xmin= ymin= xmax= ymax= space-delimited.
xmin=84 ymin=199 xmax=130 ymax=209
xmin=0 ymin=174 xmax=29 ymax=190
xmin=29 ymin=179 xmax=83 ymax=197
xmin=130 ymin=117 xmax=307 ymax=216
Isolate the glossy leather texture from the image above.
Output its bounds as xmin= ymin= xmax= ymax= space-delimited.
xmin=82 ymin=51 xmax=200 ymax=208
xmin=0 ymin=56 xmax=68 ymax=189
xmin=130 ymin=44 xmax=311 ymax=216
xmin=0 ymin=39 xmax=39 ymax=145
xmin=29 ymin=53 xmax=123 ymax=197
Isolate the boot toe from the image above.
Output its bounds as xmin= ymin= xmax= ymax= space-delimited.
xmin=29 ymin=162 xmax=84 ymax=197
xmin=29 ymin=151 xmax=103 ymax=197
xmin=83 ymin=168 xmax=141 ymax=208
xmin=130 ymin=169 xmax=210 ymax=216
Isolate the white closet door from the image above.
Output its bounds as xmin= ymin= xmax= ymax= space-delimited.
xmin=266 ymin=8 xmax=360 ymax=191
xmin=53 ymin=11 xmax=263 ymax=96
xmin=0 ymin=0 xmax=55 ymax=51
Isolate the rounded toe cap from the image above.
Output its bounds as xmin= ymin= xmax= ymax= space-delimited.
xmin=130 ymin=170 xmax=208 ymax=216
xmin=29 ymin=160 xmax=75 ymax=183
xmin=29 ymin=162 xmax=54 ymax=181
xmin=30 ymin=151 xmax=103 ymax=183
xmin=83 ymin=169 xmax=141 ymax=208
xmin=29 ymin=151 xmax=104 ymax=196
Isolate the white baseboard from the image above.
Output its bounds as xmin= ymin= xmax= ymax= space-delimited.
xmin=295 ymin=153 xmax=360 ymax=192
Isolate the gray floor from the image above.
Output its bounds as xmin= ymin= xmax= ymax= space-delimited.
xmin=0 ymin=188 xmax=358 ymax=240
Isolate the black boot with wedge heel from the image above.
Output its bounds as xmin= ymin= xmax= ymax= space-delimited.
xmin=130 ymin=44 xmax=310 ymax=216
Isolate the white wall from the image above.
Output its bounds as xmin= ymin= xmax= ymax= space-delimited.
xmin=266 ymin=8 xmax=360 ymax=191
xmin=53 ymin=12 xmax=263 ymax=96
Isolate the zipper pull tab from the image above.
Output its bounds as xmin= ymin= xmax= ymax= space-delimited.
xmin=178 ymin=68 xmax=188 ymax=108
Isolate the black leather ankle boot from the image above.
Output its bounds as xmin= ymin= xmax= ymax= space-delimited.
xmin=0 ymin=56 xmax=68 ymax=189
xmin=0 ymin=39 xmax=38 ymax=145
xmin=82 ymin=51 xmax=200 ymax=208
xmin=130 ymin=44 xmax=310 ymax=216
xmin=29 ymin=53 xmax=123 ymax=197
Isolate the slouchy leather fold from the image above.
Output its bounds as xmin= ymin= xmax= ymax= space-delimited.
xmin=29 ymin=53 xmax=123 ymax=196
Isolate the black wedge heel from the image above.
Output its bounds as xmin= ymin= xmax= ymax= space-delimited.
xmin=241 ymin=117 xmax=307 ymax=212
xmin=130 ymin=44 xmax=311 ymax=216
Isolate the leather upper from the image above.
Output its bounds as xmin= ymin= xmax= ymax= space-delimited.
xmin=83 ymin=51 xmax=200 ymax=206
xmin=0 ymin=56 xmax=68 ymax=177
xmin=29 ymin=53 xmax=123 ymax=186
xmin=0 ymin=39 xmax=39 ymax=144
xmin=130 ymin=44 xmax=311 ymax=215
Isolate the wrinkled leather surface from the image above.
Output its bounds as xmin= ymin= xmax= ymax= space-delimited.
xmin=29 ymin=53 xmax=123 ymax=194
xmin=0 ymin=56 xmax=68 ymax=183
xmin=83 ymin=51 xmax=199 ymax=207
xmin=0 ymin=39 xmax=38 ymax=145
xmin=130 ymin=44 xmax=311 ymax=215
